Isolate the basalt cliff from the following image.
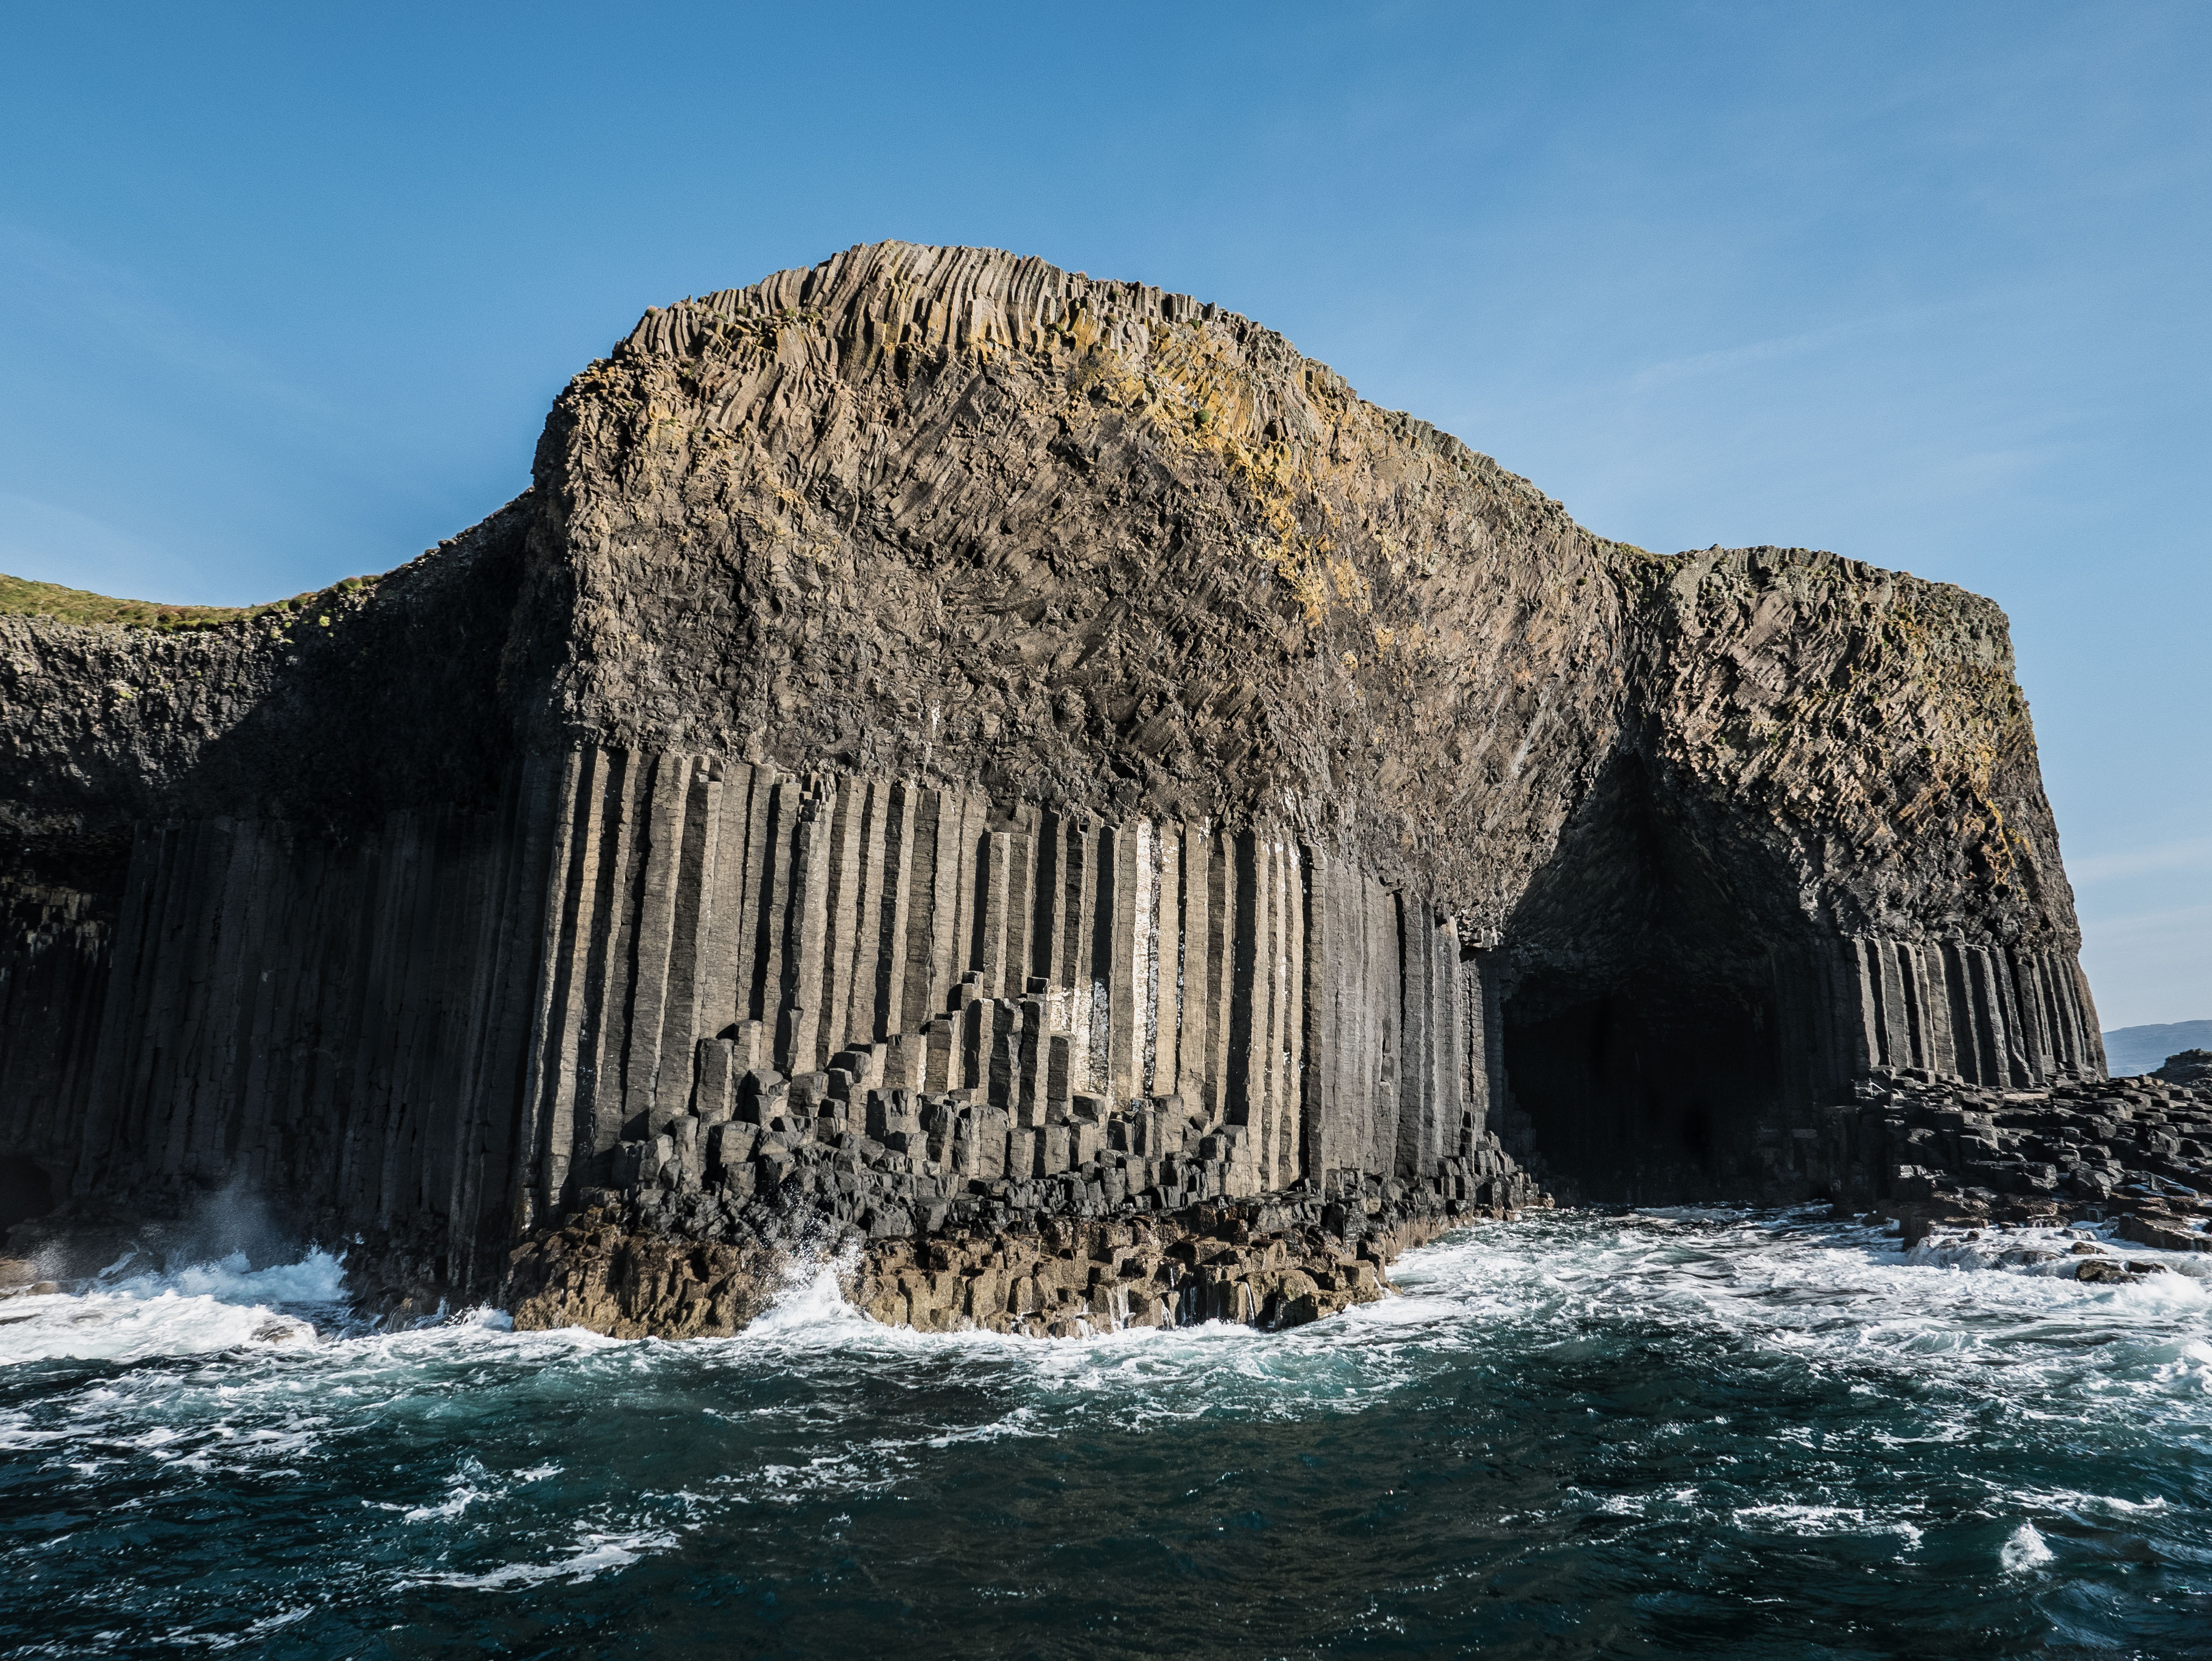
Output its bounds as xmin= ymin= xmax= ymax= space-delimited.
xmin=0 ymin=243 xmax=2121 ymax=1332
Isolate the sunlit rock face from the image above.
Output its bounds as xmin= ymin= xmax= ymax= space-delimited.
xmin=0 ymin=242 xmax=2101 ymax=1317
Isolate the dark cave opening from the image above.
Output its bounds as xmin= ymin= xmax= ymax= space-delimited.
xmin=0 ymin=1155 xmax=54 ymax=1236
xmin=1499 ymin=750 xmax=1814 ymax=1205
xmin=1503 ymin=973 xmax=1782 ymax=1203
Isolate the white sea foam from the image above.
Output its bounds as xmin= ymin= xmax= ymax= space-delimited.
xmin=420 ymin=1526 xmax=680 ymax=1590
xmin=402 ymin=1455 xmax=499 ymax=1523
xmin=121 ymin=1247 xmax=351 ymax=1306
xmin=0 ymin=1247 xmax=346 ymax=1367
xmin=728 ymin=1250 xmax=871 ymax=1341
xmin=2001 ymin=1521 xmax=2055 ymax=1572
xmin=8 ymin=1210 xmax=2209 ymax=1485
xmin=8 ymin=1206 xmax=2209 ymax=1653
xmin=1729 ymin=1503 xmax=1925 ymax=1548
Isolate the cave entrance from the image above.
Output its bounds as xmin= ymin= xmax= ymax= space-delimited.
xmin=1503 ymin=971 xmax=1781 ymax=1203
xmin=0 ymin=1155 xmax=54 ymax=1236
xmin=1499 ymin=750 xmax=1808 ymax=1205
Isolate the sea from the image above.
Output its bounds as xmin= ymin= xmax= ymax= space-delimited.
xmin=2 ymin=1209 xmax=2208 ymax=1659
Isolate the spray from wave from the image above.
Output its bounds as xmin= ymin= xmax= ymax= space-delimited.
xmin=2 ymin=1208 xmax=2208 ymax=1658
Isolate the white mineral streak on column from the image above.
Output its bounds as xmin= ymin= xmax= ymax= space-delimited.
xmin=1150 ymin=822 xmax=1182 ymax=1101
xmin=1176 ymin=824 xmax=1211 ymax=1111
xmin=819 ymin=781 xmax=863 ymax=1055
xmin=1108 ymin=823 xmax=1143 ymax=1106
xmin=979 ymin=830 xmax=1012 ymax=999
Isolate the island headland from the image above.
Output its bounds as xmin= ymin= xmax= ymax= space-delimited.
xmin=7 ymin=242 xmax=2194 ymax=1336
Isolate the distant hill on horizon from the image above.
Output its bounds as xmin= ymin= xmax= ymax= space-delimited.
xmin=2103 ymin=1020 xmax=2212 ymax=1076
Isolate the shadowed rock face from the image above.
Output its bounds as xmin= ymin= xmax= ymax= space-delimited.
xmin=0 ymin=242 xmax=2102 ymax=1318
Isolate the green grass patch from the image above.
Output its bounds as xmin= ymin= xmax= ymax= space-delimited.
xmin=0 ymin=572 xmax=372 ymax=631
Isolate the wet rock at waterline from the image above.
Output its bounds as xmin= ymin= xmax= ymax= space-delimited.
xmin=504 ymin=1219 xmax=787 ymax=1340
xmin=504 ymin=1174 xmax=1470 ymax=1340
xmin=1839 ymin=1053 xmax=2212 ymax=1258
xmin=0 ymin=243 xmax=2105 ymax=1335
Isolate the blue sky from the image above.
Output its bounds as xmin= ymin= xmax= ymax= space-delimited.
xmin=3 ymin=2 xmax=2204 ymax=1028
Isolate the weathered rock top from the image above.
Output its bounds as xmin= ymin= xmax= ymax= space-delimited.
xmin=507 ymin=240 xmax=2071 ymax=948
xmin=1 ymin=240 xmax=2080 ymax=952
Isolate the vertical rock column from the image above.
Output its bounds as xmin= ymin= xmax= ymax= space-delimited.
xmin=508 ymin=753 xmax=1527 ymax=1218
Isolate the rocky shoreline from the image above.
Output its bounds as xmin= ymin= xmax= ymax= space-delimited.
xmin=500 ymin=1194 xmax=1477 ymax=1341
xmin=1850 ymin=1049 xmax=2212 ymax=1269
xmin=495 ymin=1116 xmax=1530 ymax=1339
xmin=11 ymin=1050 xmax=2206 ymax=1331
xmin=15 ymin=1053 xmax=2210 ymax=1330
xmin=0 ymin=1049 xmax=1545 ymax=1339
xmin=488 ymin=1044 xmax=2212 ymax=1333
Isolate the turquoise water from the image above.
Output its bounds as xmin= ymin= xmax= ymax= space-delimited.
xmin=4 ymin=1211 xmax=2209 ymax=1658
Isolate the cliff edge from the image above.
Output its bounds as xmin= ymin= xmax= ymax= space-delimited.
xmin=0 ymin=243 xmax=2103 ymax=1327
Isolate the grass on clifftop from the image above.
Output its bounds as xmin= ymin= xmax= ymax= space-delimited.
xmin=0 ymin=572 xmax=369 ymax=631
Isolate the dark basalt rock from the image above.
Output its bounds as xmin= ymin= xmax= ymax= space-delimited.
xmin=2156 ymin=1048 xmax=2212 ymax=1089
xmin=0 ymin=243 xmax=2107 ymax=1333
xmin=1840 ymin=1062 xmax=2212 ymax=1253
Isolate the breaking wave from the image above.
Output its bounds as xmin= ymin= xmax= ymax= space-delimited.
xmin=3 ymin=1209 xmax=2209 ymax=1657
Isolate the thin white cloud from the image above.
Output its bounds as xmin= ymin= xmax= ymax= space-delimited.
xmin=2067 ymin=837 xmax=2212 ymax=885
xmin=2086 ymin=899 xmax=2212 ymax=938
xmin=0 ymin=218 xmax=339 ymax=421
xmin=0 ymin=491 xmax=232 ymax=601
xmin=1621 ymin=313 xmax=1897 ymax=395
